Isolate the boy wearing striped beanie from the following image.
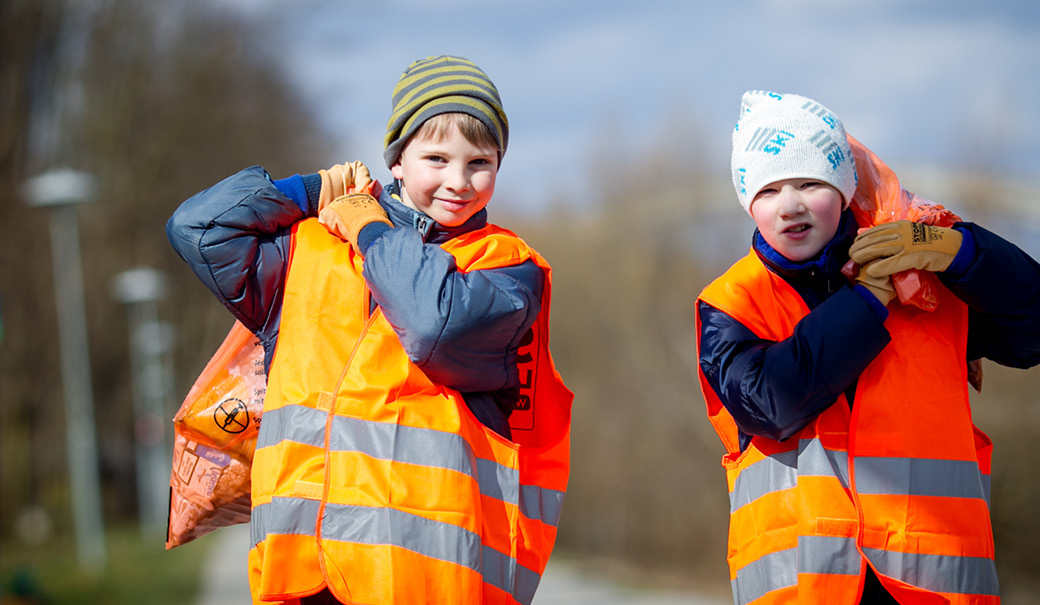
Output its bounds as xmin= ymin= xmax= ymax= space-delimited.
xmin=167 ymin=55 xmax=571 ymax=604
xmin=694 ymin=91 xmax=1040 ymax=603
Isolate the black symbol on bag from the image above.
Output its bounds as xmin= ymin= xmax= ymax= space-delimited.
xmin=214 ymin=398 xmax=250 ymax=434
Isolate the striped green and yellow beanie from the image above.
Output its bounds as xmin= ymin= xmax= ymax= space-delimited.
xmin=383 ymin=55 xmax=509 ymax=168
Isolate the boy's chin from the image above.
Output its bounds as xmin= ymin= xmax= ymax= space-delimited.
xmin=778 ymin=242 xmax=827 ymax=263
xmin=431 ymin=203 xmax=487 ymax=227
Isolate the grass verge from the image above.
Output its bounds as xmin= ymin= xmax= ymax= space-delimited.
xmin=1 ymin=523 xmax=214 ymax=605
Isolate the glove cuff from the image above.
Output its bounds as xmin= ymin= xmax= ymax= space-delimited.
xmin=301 ymin=173 xmax=323 ymax=215
xmin=853 ymin=284 xmax=891 ymax=320
xmin=357 ymin=221 xmax=393 ymax=255
xmin=941 ymin=227 xmax=975 ymax=277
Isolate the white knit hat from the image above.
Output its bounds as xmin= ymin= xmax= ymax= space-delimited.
xmin=731 ymin=90 xmax=858 ymax=213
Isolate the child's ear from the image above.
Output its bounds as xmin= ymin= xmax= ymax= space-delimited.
xmin=390 ymin=161 xmax=404 ymax=181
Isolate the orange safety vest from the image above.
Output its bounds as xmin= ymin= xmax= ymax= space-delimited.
xmin=248 ymin=218 xmax=573 ymax=604
xmin=696 ymin=251 xmax=997 ymax=605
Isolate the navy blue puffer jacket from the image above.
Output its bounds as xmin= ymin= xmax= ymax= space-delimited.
xmin=698 ymin=208 xmax=1040 ymax=452
xmin=167 ymin=166 xmax=544 ymax=437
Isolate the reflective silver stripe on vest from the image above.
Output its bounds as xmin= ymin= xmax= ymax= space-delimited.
xmin=730 ymin=440 xmax=997 ymax=602
xmin=731 ymin=536 xmax=861 ymax=604
xmin=256 ymin=403 xmax=325 ymax=450
xmin=731 ymin=546 xmax=796 ymax=604
xmin=799 ymin=535 xmax=861 ymax=575
xmin=854 ymin=456 xmax=988 ymax=502
xmin=519 ymin=484 xmax=565 ymax=527
xmin=323 ymin=501 xmax=481 ymax=568
xmin=731 ymin=535 xmax=999 ymax=603
xmin=729 ymin=438 xmax=849 ymax=513
xmin=482 ymin=544 xmax=542 ymax=605
xmin=863 ymin=547 xmax=1000 ymax=597
xmin=855 ymin=456 xmax=996 ymax=592
xmin=250 ymin=496 xmax=320 ymax=546
xmin=252 ymin=497 xmax=542 ymax=604
xmin=476 ymin=456 xmax=519 ymax=504
xmin=731 ymin=439 xmax=990 ymax=513
xmin=258 ymin=405 xmax=564 ymax=527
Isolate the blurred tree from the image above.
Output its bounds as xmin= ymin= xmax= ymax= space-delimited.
xmin=1 ymin=0 xmax=73 ymax=544
xmin=507 ymin=112 xmax=736 ymax=590
xmin=973 ymin=364 xmax=1040 ymax=601
xmin=1 ymin=0 xmax=330 ymax=538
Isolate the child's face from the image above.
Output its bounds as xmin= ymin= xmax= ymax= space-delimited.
xmin=390 ymin=122 xmax=499 ymax=227
xmin=749 ymin=178 xmax=845 ymax=262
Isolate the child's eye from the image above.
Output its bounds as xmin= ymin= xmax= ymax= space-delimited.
xmin=425 ymin=155 xmax=446 ymax=163
xmin=800 ymin=181 xmax=823 ymax=189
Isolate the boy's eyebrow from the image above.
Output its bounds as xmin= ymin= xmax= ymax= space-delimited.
xmin=413 ymin=144 xmax=498 ymax=159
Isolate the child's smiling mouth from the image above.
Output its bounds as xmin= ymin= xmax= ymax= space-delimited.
xmin=438 ymin=198 xmax=469 ymax=211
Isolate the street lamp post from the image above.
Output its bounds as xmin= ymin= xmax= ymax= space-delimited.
xmin=21 ymin=168 xmax=106 ymax=571
xmin=110 ymin=267 xmax=173 ymax=536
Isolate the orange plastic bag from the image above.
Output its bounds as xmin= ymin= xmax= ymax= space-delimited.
xmin=845 ymin=135 xmax=961 ymax=311
xmin=166 ymin=320 xmax=266 ymax=549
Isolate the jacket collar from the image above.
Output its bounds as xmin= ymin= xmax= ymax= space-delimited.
xmin=379 ymin=180 xmax=488 ymax=244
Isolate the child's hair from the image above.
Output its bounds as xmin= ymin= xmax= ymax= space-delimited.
xmin=408 ymin=113 xmax=500 ymax=155
xmin=384 ymin=55 xmax=508 ymax=168
xmin=731 ymin=90 xmax=858 ymax=214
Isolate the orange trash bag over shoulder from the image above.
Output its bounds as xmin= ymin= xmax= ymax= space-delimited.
xmin=845 ymin=134 xmax=962 ymax=311
xmin=166 ymin=320 xmax=266 ymax=549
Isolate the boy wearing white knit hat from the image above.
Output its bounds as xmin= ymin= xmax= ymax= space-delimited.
xmin=695 ymin=91 xmax=1040 ymax=604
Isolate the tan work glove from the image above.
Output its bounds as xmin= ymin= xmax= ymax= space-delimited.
xmin=849 ymin=220 xmax=963 ymax=278
xmin=318 ymin=193 xmax=392 ymax=254
xmin=855 ymin=262 xmax=895 ymax=307
xmin=318 ymin=161 xmax=374 ymax=213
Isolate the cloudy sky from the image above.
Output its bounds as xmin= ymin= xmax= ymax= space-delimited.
xmin=219 ymin=0 xmax=1040 ymax=216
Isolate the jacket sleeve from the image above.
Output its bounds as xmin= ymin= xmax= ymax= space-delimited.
xmin=363 ymin=227 xmax=544 ymax=393
xmin=697 ymin=286 xmax=890 ymax=442
xmin=941 ymin=223 xmax=1040 ymax=369
xmin=166 ymin=166 xmax=307 ymax=346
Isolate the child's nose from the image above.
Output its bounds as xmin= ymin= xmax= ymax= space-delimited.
xmin=777 ymin=187 xmax=805 ymax=217
xmin=445 ymin=164 xmax=469 ymax=192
